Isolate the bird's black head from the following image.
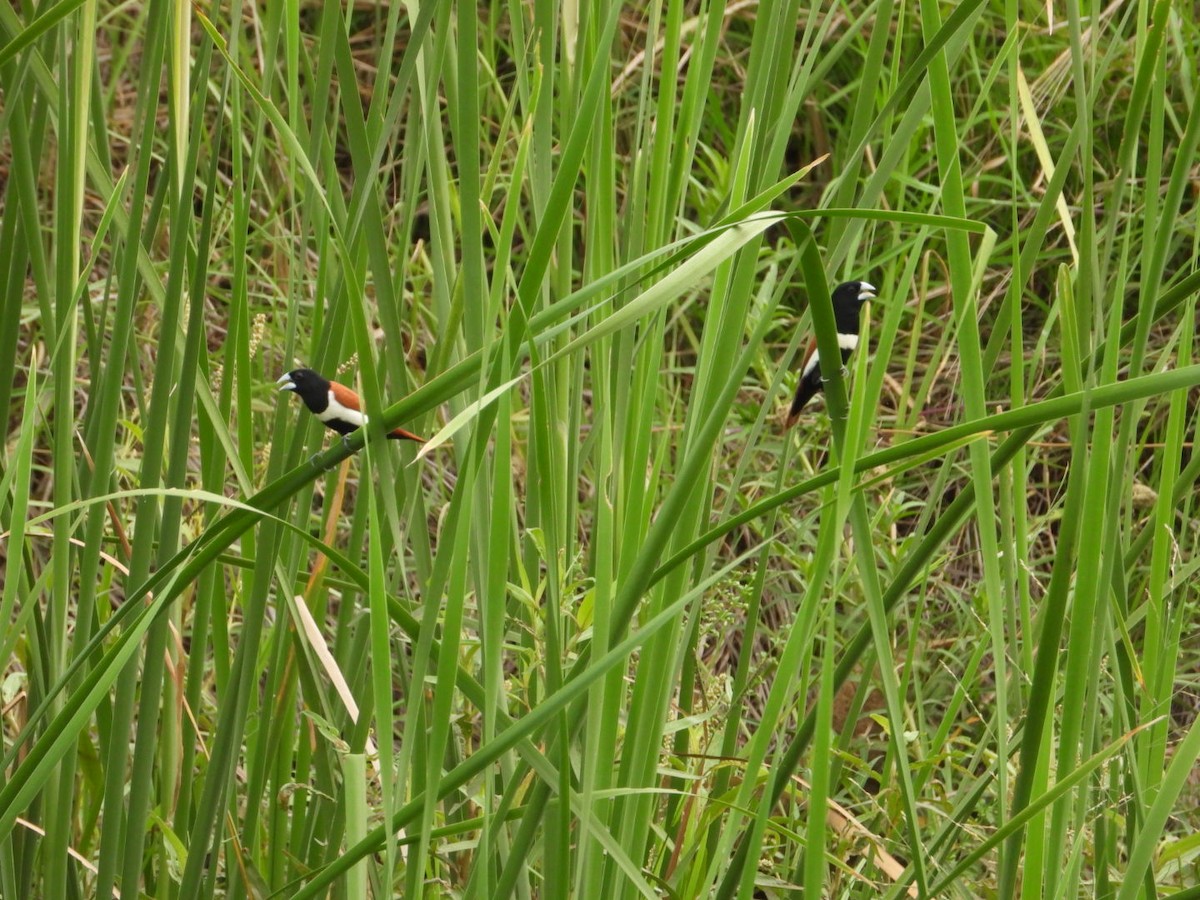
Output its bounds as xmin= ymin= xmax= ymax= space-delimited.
xmin=277 ymin=368 xmax=331 ymax=411
xmin=830 ymin=281 xmax=878 ymax=332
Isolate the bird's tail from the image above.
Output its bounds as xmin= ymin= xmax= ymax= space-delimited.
xmin=784 ymin=381 xmax=818 ymax=427
xmin=388 ymin=426 xmax=426 ymax=443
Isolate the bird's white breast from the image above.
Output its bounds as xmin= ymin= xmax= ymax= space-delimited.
xmin=801 ymin=332 xmax=859 ymax=377
xmin=318 ymin=391 xmax=368 ymax=427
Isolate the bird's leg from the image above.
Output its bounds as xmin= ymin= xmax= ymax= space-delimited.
xmin=818 ymin=366 xmax=852 ymax=384
xmin=309 ymin=446 xmax=343 ymax=471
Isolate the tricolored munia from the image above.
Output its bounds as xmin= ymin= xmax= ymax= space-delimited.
xmin=277 ymin=368 xmax=425 ymax=444
xmin=785 ymin=280 xmax=878 ymax=425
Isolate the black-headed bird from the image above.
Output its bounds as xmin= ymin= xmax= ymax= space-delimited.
xmin=277 ymin=368 xmax=424 ymax=443
xmin=786 ymin=281 xmax=877 ymax=425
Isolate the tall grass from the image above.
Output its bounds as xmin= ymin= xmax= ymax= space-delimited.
xmin=0 ymin=0 xmax=1197 ymax=897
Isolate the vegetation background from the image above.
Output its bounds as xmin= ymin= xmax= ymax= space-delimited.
xmin=0 ymin=0 xmax=1198 ymax=896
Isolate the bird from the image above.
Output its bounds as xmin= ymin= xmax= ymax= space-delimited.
xmin=277 ymin=368 xmax=424 ymax=443
xmin=785 ymin=280 xmax=878 ymax=425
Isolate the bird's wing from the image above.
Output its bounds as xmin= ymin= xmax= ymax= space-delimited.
xmin=329 ymin=381 xmax=362 ymax=411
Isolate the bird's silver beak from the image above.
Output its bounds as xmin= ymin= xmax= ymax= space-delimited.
xmin=277 ymin=373 xmax=296 ymax=392
xmin=858 ymin=282 xmax=878 ymax=301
